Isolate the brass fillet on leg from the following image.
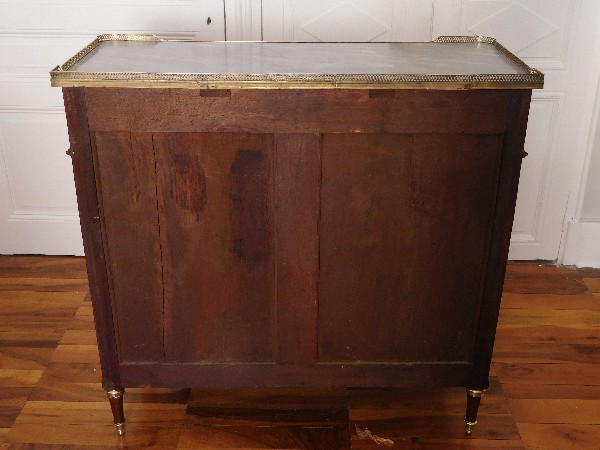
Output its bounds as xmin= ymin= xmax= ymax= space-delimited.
xmin=106 ymin=389 xmax=126 ymax=436
xmin=106 ymin=389 xmax=124 ymax=399
xmin=465 ymin=389 xmax=485 ymax=434
xmin=467 ymin=389 xmax=485 ymax=398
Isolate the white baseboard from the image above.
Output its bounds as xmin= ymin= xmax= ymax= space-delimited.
xmin=560 ymin=220 xmax=600 ymax=268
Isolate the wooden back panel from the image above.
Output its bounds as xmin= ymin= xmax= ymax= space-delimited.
xmin=82 ymin=88 xmax=528 ymax=389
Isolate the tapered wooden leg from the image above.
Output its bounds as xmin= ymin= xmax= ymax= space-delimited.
xmin=106 ymin=389 xmax=125 ymax=435
xmin=465 ymin=388 xmax=485 ymax=434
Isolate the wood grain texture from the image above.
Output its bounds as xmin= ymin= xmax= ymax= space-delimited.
xmin=504 ymin=263 xmax=588 ymax=294
xmin=119 ymin=362 xmax=471 ymax=388
xmin=274 ymin=134 xmax=320 ymax=365
xmin=62 ymin=88 xmax=122 ymax=391
xmin=93 ymin=132 xmax=164 ymax=362
xmin=2 ymin=257 xmax=600 ymax=449
xmin=64 ymin=81 xmax=534 ymax=441
xmin=0 ymin=256 xmax=87 ymax=279
xmin=84 ymin=89 xmax=512 ymax=134
xmin=469 ymin=90 xmax=532 ymax=391
xmin=154 ymin=133 xmax=276 ymax=363
xmin=318 ymin=133 xmax=502 ymax=363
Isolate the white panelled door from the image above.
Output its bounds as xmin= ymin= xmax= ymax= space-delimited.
xmin=0 ymin=0 xmax=224 ymax=255
xmin=261 ymin=0 xmax=597 ymax=261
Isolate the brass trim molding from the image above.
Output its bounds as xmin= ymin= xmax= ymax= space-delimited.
xmin=467 ymin=389 xmax=486 ymax=398
xmin=106 ymin=389 xmax=124 ymax=399
xmin=53 ymin=34 xmax=162 ymax=74
xmin=50 ymin=34 xmax=544 ymax=90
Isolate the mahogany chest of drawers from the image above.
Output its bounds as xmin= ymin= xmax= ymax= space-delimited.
xmin=52 ymin=35 xmax=543 ymax=435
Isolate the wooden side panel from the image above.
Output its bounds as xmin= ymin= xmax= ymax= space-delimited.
xmin=93 ymin=132 xmax=163 ymax=362
xmin=62 ymin=88 xmax=121 ymax=390
xmin=318 ymin=133 xmax=503 ymax=363
xmin=275 ymin=134 xmax=321 ymax=364
xmin=154 ymin=133 xmax=276 ymax=363
xmin=469 ymin=90 xmax=533 ymax=390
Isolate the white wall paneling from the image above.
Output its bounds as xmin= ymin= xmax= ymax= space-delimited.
xmin=561 ymin=34 xmax=600 ymax=268
xmin=0 ymin=0 xmax=225 ymax=255
xmin=225 ymin=0 xmax=263 ymax=41
xmin=580 ymin=106 xmax=600 ymax=220
xmin=0 ymin=1 xmax=224 ymax=39
xmin=0 ymin=108 xmax=82 ymax=254
xmin=432 ymin=0 xmax=599 ymax=262
xmin=262 ymin=0 xmax=434 ymax=42
xmin=562 ymin=222 xmax=600 ymax=269
xmin=438 ymin=0 xmax=578 ymax=69
xmin=509 ymin=93 xmax=562 ymax=259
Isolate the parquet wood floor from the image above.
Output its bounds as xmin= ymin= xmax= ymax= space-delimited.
xmin=0 ymin=256 xmax=598 ymax=449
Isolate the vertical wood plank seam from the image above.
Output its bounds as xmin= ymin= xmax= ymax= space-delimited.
xmin=273 ymin=133 xmax=279 ymax=363
xmin=89 ymin=129 xmax=122 ymax=372
xmin=151 ymin=133 xmax=167 ymax=361
xmin=90 ymin=132 xmax=123 ymax=362
xmin=316 ymin=132 xmax=323 ymax=362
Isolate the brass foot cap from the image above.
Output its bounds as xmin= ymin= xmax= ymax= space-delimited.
xmin=465 ymin=421 xmax=477 ymax=435
xmin=115 ymin=422 xmax=125 ymax=436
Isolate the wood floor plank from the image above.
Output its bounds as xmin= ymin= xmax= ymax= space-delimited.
xmin=346 ymin=380 xmax=509 ymax=416
xmin=350 ymin=436 xmax=525 ymax=449
xmin=65 ymin=314 xmax=95 ymax=332
xmin=8 ymin=423 xmax=183 ymax=447
xmin=0 ymin=256 xmax=87 ymax=279
xmin=0 ymin=317 xmax=70 ymax=344
xmin=186 ymin=404 xmax=349 ymax=427
xmin=508 ymin=399 xmax=600 ymax=425
xmin=494 ymin=363 xmax=600 ymax=386
xmin=500 ymin=293 xmax=600 ymax=310
xmin=177 ymin=424 xmax=350 ymax=450
xmin=501 ymin=383 xmax=600 ymax=400
xmin=59 ymin=329 xmax=98 ymax=346
xmin=0 ymin=369 xmax=42 ymax=388
xmin=34 ymin=362 xmax=101 ymax=384
xmin=504 ymin=264 xmax=587 ymax=295
xmin=577 ymin=267 xmax=600 ymax=278
xmin=0 ymin=278 xmax=89 ymax=293
xmin=517 ymin=423 xmax=600 ymax=450
xmin=0 ymin=388 xmax=31 ymax=408
xmin=0 ymin=291 xmax=84 ymax=316
xmin=9 ymin=445 xmax=123 ymax=450
xmin=74 ymin=303 xmax=93 ymax=317
xmin=498 ymin=309 xmax=600 ymax=328
xmin=28 ymin=382 xmax=105 ymax=402
xmin=350 ymin=414 xmax=520 ymax=440
xmin=583 ymin=277 xmax=600 ymax=293
xmin=49 ymin=344 xmax=100 ymax=364
xmin=0 ymin=347 xmax=55 ymax=370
